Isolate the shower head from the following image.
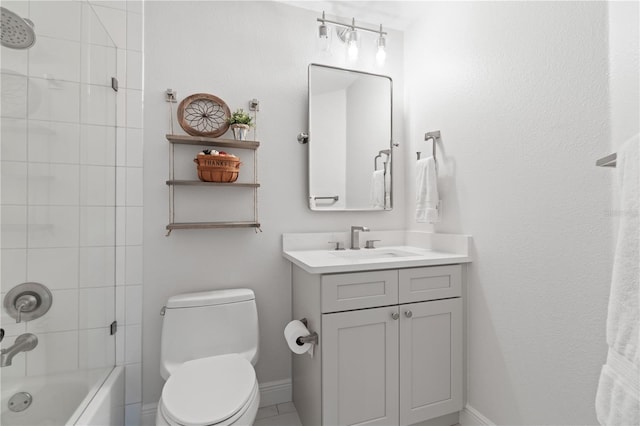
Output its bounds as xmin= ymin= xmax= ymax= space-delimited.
xmin=1 ymin=7 xmax=36 ymax=50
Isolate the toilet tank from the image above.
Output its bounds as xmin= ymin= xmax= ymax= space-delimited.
xmin=160 ymin=289 xmax=259 ymax=379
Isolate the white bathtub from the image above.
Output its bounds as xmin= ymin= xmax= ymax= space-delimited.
xmin=1 ymin=366 xmax=124 ymax=426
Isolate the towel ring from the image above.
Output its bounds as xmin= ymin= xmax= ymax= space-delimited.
xmin=417 ymin=131 xmax=442 ymax=161
xmin=374 ymin=149 xmax=390 ymax=172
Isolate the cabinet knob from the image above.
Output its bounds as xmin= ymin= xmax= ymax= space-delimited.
xmin=404 ymin=310 xmax=413 ymax=318
xmin=391 ymin=312 xmax=399 ymax=320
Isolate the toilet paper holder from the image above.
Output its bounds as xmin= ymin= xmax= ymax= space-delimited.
xmin=297 ymin=318 xmax=319 ymax=346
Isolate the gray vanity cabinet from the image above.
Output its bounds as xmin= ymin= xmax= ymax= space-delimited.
xmin=291 ymin=264 xmax=463 ymax=426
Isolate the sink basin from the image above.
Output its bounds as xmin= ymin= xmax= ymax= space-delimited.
xmin=331 ymin=248 xmax=420 ymax=259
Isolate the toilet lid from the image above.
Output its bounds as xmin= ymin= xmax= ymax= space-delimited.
xmin=161 ymin=354 xmax=257 ymax=426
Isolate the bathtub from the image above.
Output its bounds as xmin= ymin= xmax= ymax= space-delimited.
xmin=1 ymin=366 xmax=124 ymax=426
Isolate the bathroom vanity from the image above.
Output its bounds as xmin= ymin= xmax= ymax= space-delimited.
xmin=283 ymin=231 xmax=472 ymax=426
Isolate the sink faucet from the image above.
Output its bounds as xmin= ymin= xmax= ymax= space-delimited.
xmin=350 ymin=226 xmax=370 ymax=250
xmin=1 ymin=333 xmax=38 ymax=367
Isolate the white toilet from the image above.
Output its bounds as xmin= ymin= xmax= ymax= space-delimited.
xmin=156 ymin=289 xmax=260 ymax=426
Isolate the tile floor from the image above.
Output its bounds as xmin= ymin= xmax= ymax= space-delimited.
xmin=255 ymin=402 xmax=302 ymax=426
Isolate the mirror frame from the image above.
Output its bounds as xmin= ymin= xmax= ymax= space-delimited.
xmin=307 ymin=63 xmax=394 ymax=211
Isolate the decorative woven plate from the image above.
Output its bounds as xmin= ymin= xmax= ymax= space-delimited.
xmin=177 ymin=93 xmax=231 ymax=137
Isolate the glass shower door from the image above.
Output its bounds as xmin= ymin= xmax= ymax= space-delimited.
xmin=1 ymin=1 xmax=117 ymax=424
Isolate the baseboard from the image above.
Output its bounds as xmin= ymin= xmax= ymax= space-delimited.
xmin=459 ymin=404 xmax=495 ymax=426
xmin=140 ymin=379 xmax=292 ymax=425
xmin=259 ymin=378 xmax=292 ymax=407
xmin=141 ymin=403 xmax=157 ymax=426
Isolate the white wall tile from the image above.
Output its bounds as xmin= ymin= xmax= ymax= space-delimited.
xmin=1 ymin=118 xmax=27 ymax=161
xmin=116 ymin=167 xmax=126 ymax=206
xmin=28 ymin=78 xmax=80 ymax=123
xmin=126 ymin=128 xmax=143 ymax=167
xmin=126 ymin=1 xmax=144 ymax=15
xmin=115 ymin=244 xmax=126 ymax=283
xmin=117 ymin=48 xmax=127 ymax=91
xmin=27 ymin=247 xmax=79 ymax=290
xmin=30 ymin=0 xmax=82 ymax=42
xmin=125 ymin=362 xmax=142 ymax=404
xmin=125 ymin=324 xmax=141 ymax=364
xmin=80 ymin=124 xmax=116 ymax=166
xmin=126 ymin=11 xmax=143 ymax=52
xmin=1 ymin=73 xmax=28 ymax=119
xmin=126 ymin=167 xmax=143 ymax=206
xmin=1 ymin=205 xmax=27 ymax=249
xmin=117 ymin=127 xmax=127 ymax=166
xmin=1 ymin=161 xmax=27 ymax=205
xmin=94 ymin=1 xmax=127 ymax=12
xmin=82 ymin=2 xmax=112 ymax=48
xmin=125 ymin=285 xmax=142 ymax=325
xmin=125 ymin=207 xmax=143 ymax=245
xmin=116 ymin=320 xmax=125 ymax=365
xmin=79 ymin=328 xmax=116 ymax=369
xmin=79 ymin=247 xmax=116 ymax=288
xmin=126 ymin=89 xmax=143 ymax=128
xmin=27 ymin=288 xmax=78 ymax=333
xmin=79 ymin=287 xmax=116 ymax=329
xmin=126 ymin=50 xmax=142 ymax=89
xmin=80 ymin=83 xmax=117 ymax=126
xmin=125 ymin=245 xmax=142 ymax=285
xmin=92 ymin=5 xmax=127 ymax=48
xmin=28 ymin=206 xmax=79 ymax=248
xmin=116 ymin=207 xmax=127 ymax=246
xmin=26 ymin=330 xmax=79 ymax=376
xmin=117 ymin=89 xmax=127 ymax=127
xmin=81 ymin=43 xmax=117 ymax=87
xmin=29 ymin=121 xmax=80 ymax=164
xmin=29 ymin=37 xmax=81 ymax=82
xmin=0 ymin=296 xmax=27 ymax=336
xmin=80 ymin=165 xmax=116 ymax=206
xmin=1 ymin=46 xmax=28 ymax=75
xmin=116 ymin=286 xmax=125 ymax=323
xmin=1 ymin=249 xmax=27 ymax=294
xmin=125 ymin=403 xmax=142 ymax=426
xmin=28 ymin=163 xmax=80 ymax=206
xmin=79 ymin=206 xmax=116 ymax=247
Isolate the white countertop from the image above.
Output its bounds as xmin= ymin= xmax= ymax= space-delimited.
xmin=282 ymin=231 xmax=472 ymax=274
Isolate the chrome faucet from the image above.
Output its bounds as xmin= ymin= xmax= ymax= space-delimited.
xmin=350 ymin=226 xmax=370 ymax=250
xmin=1 ymin=333 xmax=38 ymax=367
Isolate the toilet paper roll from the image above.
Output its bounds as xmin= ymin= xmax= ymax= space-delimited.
xmin=284 ymin=320 xmax=313 ymax=355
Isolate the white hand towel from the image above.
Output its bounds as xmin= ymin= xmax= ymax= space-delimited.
xmin=596 ymin=135 xmax=639 ymax=426
xmin=416 ymin=157 xmax=439 ymax=223
xmin=370 ymin=170 xmax=385 ymax=208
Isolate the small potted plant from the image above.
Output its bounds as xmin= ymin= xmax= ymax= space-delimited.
xmin=227 ymin=108 xmax=254 ymax=140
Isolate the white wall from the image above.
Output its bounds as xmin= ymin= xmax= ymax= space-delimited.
xmin=404 ymin=2 xmax=614 ymax=424
xmin=143 ymin=1 xmax=405 ymax=407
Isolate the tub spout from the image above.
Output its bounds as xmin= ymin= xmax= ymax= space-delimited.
xmin=1 ymin=333 xmax=38 ymax=367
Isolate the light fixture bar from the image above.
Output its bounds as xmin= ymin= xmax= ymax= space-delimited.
xmin=317 ymin=15 xmax=387 ymax=36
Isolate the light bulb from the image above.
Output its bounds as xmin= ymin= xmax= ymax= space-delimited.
xmin=347 ymin=29 xmax=358 ymax=61
xmin=376 ymin=34 xmax=386 ymax=66
xmin=318 ymin=23 xmax=331 ymax=53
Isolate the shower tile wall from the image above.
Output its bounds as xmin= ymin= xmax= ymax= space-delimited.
xmin=0 ymin=1 xmax=143 ymax=424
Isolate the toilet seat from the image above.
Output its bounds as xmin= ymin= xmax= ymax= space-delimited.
xmin=160 ymin=354 xmax=258 ymax=426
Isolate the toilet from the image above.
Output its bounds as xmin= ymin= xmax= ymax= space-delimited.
xmin=156 ymin=289 xmax=260 ymax=426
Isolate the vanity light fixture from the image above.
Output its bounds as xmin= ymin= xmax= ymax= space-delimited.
xmin=316 ymin=11 xmax=388 ymax=65
xmin=317 ymin=11 xmax=331 ymax=53
xmin=376 ymin=25 xmax=386 ymax=66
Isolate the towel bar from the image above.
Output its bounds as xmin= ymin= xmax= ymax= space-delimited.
xmin=596 ymin=153 xmax=617 ymax=167
xmin=417 ymin=130 xmax=442 ymax=160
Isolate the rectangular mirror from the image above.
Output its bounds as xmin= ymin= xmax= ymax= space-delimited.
xmin=308 ymin=64 xmax=393 ymax=211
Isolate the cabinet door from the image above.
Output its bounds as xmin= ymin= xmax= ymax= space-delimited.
xmin=322 ymin=306 xmax=400 ymax=426
xmin=399 ymin=298 xmax=462 ymax=425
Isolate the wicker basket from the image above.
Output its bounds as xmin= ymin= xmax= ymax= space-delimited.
xmin=193 ymin=154 xmax=240 ymax=182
